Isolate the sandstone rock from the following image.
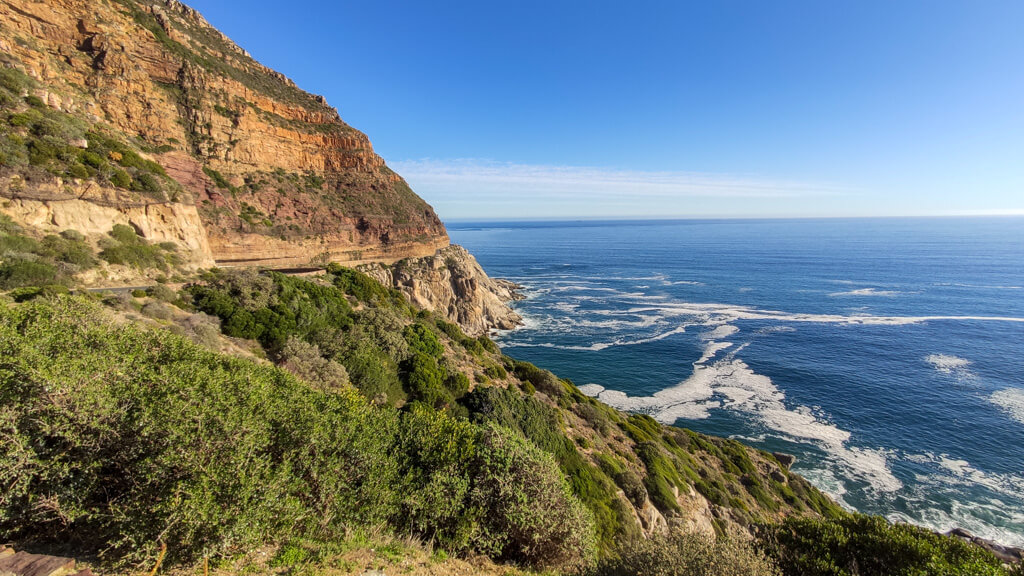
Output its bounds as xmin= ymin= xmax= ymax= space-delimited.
xmin=361 ymin=245 xmax=524 ymax=336
xmin=0 ymin=0 xmax=448 ymax=271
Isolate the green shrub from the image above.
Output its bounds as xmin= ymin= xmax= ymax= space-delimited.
xmin=760 ymin=515 xmax=1010 ymax=576
xmin=39 ymin=233 xmax=96 ymax=268
xmin=98 ymin=225 xmax=176 ymax=271
xmin=636 ymin=442 xmax=684 ymax=513
xmin=6 ymin=284 xmax=69 ymax=302
xmin=403 ymin=322 xmax=443 ymax=358
xmin=203 ymin=166 xmax=232 ymax=189
xmin=403 ymin=351 xmax=448 ymax=407
xmin=279 ymin=336 xmax=350 ymax=390
xmin=471 ymin=424 xmax=596 ymax=570
xmin=484 ymin=362 xmax=507 ymax=380
xmin=110 ymin=168 xmax=131 ymax=188
xmin=462 ymin=386 xmax=627 ymax=551
xmin=396 ymin=406 xmax=478 ymax=549
xmin=594 ymin=532 xmax=780 ymax=576
xmin=0 ymin=68 xmax=33 ymax=94
xmin=329 ymin=265 xmax=409 ymax=310
xmin=514 ymin=360 xmax=564 ymax=397
xmin=343 ymin=341 xmax=405 ymax=403
xmin=0 ymin=258 xmax=58 ymax=289
xmin=146 ymin=283 xmax=179 ymax=303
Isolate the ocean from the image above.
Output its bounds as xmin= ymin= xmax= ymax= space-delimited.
xmin=448 ymin=217 xmax=1024 ymax=546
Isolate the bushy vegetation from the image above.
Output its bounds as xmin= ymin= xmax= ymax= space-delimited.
xmin=0 ymin=69 xmax=179 ymax=201
xmin=0 ymin=215 xmax=95 ymax=289
xmin=98 ymin=224 xmax=181 ymax=271
xmin=760 ymin=515 xmax=1014 ymax=576
xmin=186 ymin=267 xmax=478 ymax=411
xmin=462 ymin=385 xmax=640 ymax=551
xmin=594 ymin=532 xmax=781 ymax=576
xmin=0 ymin=297 xmax=594 ymax=570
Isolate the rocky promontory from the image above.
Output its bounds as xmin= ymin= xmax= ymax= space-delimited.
xmin=360 ymin=244 xmax=523 ymax=336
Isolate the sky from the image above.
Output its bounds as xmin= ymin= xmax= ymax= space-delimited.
xmin=183 ymin=1 xmax=1024 ymax=220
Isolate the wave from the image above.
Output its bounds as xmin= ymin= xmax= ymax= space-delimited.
xmin=892 ymin=452 xmax=1024 ymax=547
xmin=889 ymin=505 xmax=1024 ymax=549
xmin=991 ymin=388 xmax=1024 ymax=425
xmin=829 ymin=288 xmax=903 ymax=297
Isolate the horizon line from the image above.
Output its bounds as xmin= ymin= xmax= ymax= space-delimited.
xmin=442 ymin=213 xmax=1024 ymax=224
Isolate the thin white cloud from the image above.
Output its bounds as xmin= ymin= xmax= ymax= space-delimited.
xmin=389 ymin=158 xmax=850 ymax=219
xmin=393 ymin=158 xmax=843 ymax=199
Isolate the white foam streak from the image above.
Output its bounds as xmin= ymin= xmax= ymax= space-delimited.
xmin=502 ymin=324 xmax=691 ymax=352
xmin=991 ymin=388 xmax=1024 ymax=425
xmin=621 ymin=301 xmax=1024 ymax=326
xmin=892 ymin=452 xmax=1024 ymax=546
xmin=584 ymin=336 xmax=902 ymax=493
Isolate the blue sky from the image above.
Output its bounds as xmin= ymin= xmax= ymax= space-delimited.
xmin=185 ymin=1 xmax=1023 ymax=219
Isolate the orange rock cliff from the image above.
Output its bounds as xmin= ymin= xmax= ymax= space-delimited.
xmin=0 ymin=0 xmax=449 ymax=268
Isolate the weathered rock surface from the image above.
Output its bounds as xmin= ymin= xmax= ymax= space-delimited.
xmin=946 ymin=528 xmax=1024 ymax=564
xmin=0 ymin=545 xmax=89 ymax=576
xmin=1 ymin=178 xmax=212 ymax=266
xmin=361 ymin=244 xmax=523 ymax=336
xmin=0 ymin=0 xmax=448 ymax=268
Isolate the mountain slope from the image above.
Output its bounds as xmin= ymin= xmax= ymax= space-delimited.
xmin=0 ymin=0 xmax=448 ymax=268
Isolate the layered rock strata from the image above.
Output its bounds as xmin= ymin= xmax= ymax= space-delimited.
xmin=0 ymin=0 xmax=448 ymax=267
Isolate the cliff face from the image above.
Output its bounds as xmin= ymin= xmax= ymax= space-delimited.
xmin=0 ymin=0 xmax=448 ymax=267
xmin=361 ymin=244 xmax=524 ymax=336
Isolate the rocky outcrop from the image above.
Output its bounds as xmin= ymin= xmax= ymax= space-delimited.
xmin=0 ymin=0 xmax=448 ymax=268
xmin=361 ymin=245 xmax=523 ymax=337
xmin=1 ymin=177 xmax=213 ymax=266
xmin=0 ymin=545 xmax=91 ymax=576
xmin=946 ymin=528 xmax=1024 ymax=564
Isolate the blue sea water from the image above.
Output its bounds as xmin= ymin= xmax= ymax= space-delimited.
xmin=448 ymin=217 xmax=1024 ymax=546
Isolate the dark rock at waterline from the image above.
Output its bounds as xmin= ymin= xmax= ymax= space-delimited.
xmin=946 ymin=528 xmax=1024 ymax=563
xmin=773 ymin=452 xmax=796 ymax=469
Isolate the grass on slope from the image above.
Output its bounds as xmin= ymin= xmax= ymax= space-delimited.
xmin=0 ymin=68 xmax=181 ymax=202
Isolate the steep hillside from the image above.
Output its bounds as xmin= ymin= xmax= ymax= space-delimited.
xmin=3 ymin=270 xmax=1014 ymax=576
xmin=0 ymin=0 xmax=448 ymax=269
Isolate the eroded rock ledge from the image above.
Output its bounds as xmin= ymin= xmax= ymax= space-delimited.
xmin=360 ymin=244 xmax=523 ymax=337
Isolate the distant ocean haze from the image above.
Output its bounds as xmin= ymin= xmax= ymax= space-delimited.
xmin=449 ymin=217 xmax=1024 ymax=547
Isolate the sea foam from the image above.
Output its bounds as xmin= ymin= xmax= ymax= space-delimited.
xmin=829 ymin=287 xmax=902 ymax=297
xmin=991 ymin=388 xmax=1024 ymax=425
xmin=580 ymin=326 xmax=902 ymax=494
xmin=924 ymin=354 xmax=972 ymax=374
